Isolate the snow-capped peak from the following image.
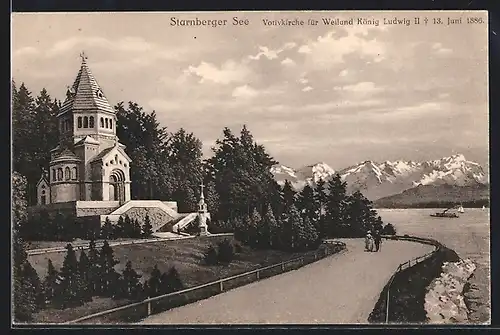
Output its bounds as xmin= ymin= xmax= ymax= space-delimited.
xmin=270 ymin=154 xmax=487 ymax=200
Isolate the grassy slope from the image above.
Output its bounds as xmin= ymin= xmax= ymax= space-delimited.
xmin=30 ymin=236 xmax=313 ymax=323
xmin=374 ymin=184 xmax=489 ymax=208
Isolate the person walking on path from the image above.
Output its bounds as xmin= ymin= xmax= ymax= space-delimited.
xmin=374 ymin=230 xmax=382 ymax=252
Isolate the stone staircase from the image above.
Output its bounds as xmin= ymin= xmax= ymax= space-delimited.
xmin=171 ymin=212 xmax=198 ymax=233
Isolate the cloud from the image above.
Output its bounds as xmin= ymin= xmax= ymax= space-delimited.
xmin=281 ymin=58 xmax=296 ymax=66
xmin=370 ymin=102 xmax=450 ymax=120
xmin=186 ymin=60 xmax=251 ymax=85
xmin=298 ymin=78 xmax=309 ymax=85
xmin=342 ymin=81 xmax=383 ymax=94
xmin=339 ymin=69 xmax=349 ymax=77
xmin=248 ymin=42 xmax=297 ymax=61
xmin=432 ymin=42 xmax=453 ymax=55
xmin=298 ymin=29 xmax=386 ymax=68
xmin=302 ymin=86 xmax=313 ymax=92
xmin=232 ymin=85 xmax=258 ymax=98
xmin=13 ymin=46 xmax=39 ymax=57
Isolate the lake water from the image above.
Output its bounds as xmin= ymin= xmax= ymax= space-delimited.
xmin=377 ymin=208 xmax=490 ymax=268
xmin=377 ymin=208 xmax=490 ymax=322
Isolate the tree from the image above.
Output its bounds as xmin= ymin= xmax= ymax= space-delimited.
xmin=115 ymin=101 xmax=170 ymax=200
xmin=78 ymin=250 xmax=93 ymax=302
xmin=217 ymin=239 xmax=234 ymax=264
xmin=56 ymin=244 xmax=84 ymax=308
xmin=206 ymin=125 xmax=278 ymax=222
xmin=114 ymin=216 xmax=126 ymax=238
xmin=13 ymin=84 xmax=59 ymax=205
xmin=121 ymin=260 xmax=142 ymax=299
xmin=101 ymin=217 xmax=114 ymax=240
xmin=343 ymin=191 xmax=378 ymax=237
xmin=160 ymin=267 xmax=184 ymax=294
xmin=87 ymin=239 xmax=100 ymax=295
xmin=12 ymin=172 xmax=38 ymax=322
xmin=324 ymin=174 xmax=348 ymax=238
xmin=43 ymin=259 xmax=59 ymax=303
xmin=132 ymin=218 xmax=142 ymax=238
xmin=98 ymin=241 xmax=120 ymax=297
xmin=22 ymin=261 xmax=45 ymax=310
xmin=258 ymin=204 xmax=278 ymax=248
xmin=314 ymin=178 xmax=328 ymax=238
xmin=296 ymin=184 xmax=320 ymax=231
xmin=203 ymin=245 xmax=218 ymax=266
xmin=281 ymin=180 xmax=297 ymax=213
xmin=382 ymin=223 xmax=397 ymax=235
xmin=301 ymin=217 xmax=320 ymax=251
xmin=167 ymin=128 xmax=204 ymax=212
xmin=142 ymin=215 xmax=153 ymax=238
xmin=146 ymin=265 xmax=162 ymax=297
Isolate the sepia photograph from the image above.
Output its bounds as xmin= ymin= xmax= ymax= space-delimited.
xmin=11 ymin=10 xmax=490 ymax=325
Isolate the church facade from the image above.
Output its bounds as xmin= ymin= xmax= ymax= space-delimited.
xmin=37 ymin=55 xmax=131 ymax=205
xmin=31 ymin=55 xmax=207 ymax=236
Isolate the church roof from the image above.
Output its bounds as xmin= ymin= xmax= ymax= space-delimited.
xmin=51 ymin=148 xmax=81 ymax=163
xmin=89 ymin=144 xmax=132 ymax=164
xmin=59 ymin=54 xmax=115 ymax=116
xmin=74 ymin=135 xmax=100 ymax=146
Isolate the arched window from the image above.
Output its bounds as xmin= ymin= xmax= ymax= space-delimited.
xmin=83 ymin=116 xmax=89 ymax=128
xmin=109 ymin=119 xmax=113 ymax=129
xmin=64 ymin=167 xmax=71 ymax=180
xmin=105 ymin=118 xmax=109 ymax=128
xmin=78 ymin=117 xmax=82 ymax=128
xmin=100 ymin=117 xmax=104 ymax=128
xmin=52 ymin=169 xmax=56 ymax=181
xmin=57 ymin=168 xmax=63 ymax=181
xmin=41 ymin=190 xmax=46 ymax=205
xmin=89 ymin=116 xmax=95 ymax=128
xmin=72 ymin=167 xmax=78 ymax=180
xmin=66 ymin=119 xmax=71 ymax=131
xmin=60 ymin=120 xmax=64 ymax=132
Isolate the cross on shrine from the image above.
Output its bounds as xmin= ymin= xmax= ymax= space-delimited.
xmin=199 ymin=182 xmax=205 ymax=195
xmin=80 ymin=51 xmax=88 ymax=62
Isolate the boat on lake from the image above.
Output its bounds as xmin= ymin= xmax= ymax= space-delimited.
xmin=430 ymin=208 xmax=459 ymax=218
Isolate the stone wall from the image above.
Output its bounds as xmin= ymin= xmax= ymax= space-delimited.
xmin=425 ymin=259 xmax=476 ymax=323
xmin=120 ymin=207 xmax=176 ymax=231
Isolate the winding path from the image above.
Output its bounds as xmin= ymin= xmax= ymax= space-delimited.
xmin=139 ymin=239 xmax=434 ymax=324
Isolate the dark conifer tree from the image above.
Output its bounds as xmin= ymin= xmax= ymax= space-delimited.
xmin=121 ymin=260 xmax=142 ymax=299
xmin=98 ymin=241 xmax=120 ymax=297
xmin=101 ymin=217 xmax=114 ymax=240
xmin=147 ymin=265 xmax=162 ymax=297
xmin=43 ymin=259 xmax=59 ymax=303
xmin=78 ymin=250 xmax=93 ymax=302
xmin=87 ymin=239 xmax=100 ymax=295
xmin=57 ymin=244 xmax=84 ymax=308
xmin=132 ymin=218 xmax=142 ymax=238
xmin=160 ymin=267 xmax=184 ymax=294
xmin=114 ymin=216 xmax=126 ymax=238
xmin=13 ymin=171 xmax=38 ymax=322
xmin=142 ymin=215 xmax=153 ymax=238
xmin=314 ymin=178 xmax=328 ymax=238
xmin=325 ymin=174 xmax=348 ymax=238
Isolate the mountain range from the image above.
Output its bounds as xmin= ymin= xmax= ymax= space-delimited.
xmin=270 ymin=154 xmax=488 ymax=201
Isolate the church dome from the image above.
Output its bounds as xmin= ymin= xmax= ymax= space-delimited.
xmin=50 ymin=148 xmax=81 ymax=164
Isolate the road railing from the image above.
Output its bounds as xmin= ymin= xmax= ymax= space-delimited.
xmin=381 ymin=235 xmax=442 ymax=323
xmin=62 ymin=240 xmax=346 ymax=325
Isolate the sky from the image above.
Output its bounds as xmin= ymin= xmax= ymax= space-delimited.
xmin=11 ymin=11 xmax=489 ymax=170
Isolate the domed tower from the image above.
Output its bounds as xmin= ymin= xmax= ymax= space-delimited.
xmin=46 ymin=52 xmax=132 ymax=203
xmin=49 ymin=148 xmax=81 ymax=203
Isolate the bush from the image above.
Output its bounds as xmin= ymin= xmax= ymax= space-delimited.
xmin=217 ymin=239 xmax=234 ymax=264
xmin=382 ymin=223 xmax=397 ymax=235
xmin=234 ymin=243 xmax=243 ymax=254
xmin=203 ymin=245 xmax=218 ymax=265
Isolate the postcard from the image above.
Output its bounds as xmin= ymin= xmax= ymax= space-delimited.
xmin=11 ymin=10 xmax=489 ymax=325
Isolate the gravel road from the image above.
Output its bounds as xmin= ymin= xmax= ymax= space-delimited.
xmin=139 ymin=238 xmax=434 ymax=324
